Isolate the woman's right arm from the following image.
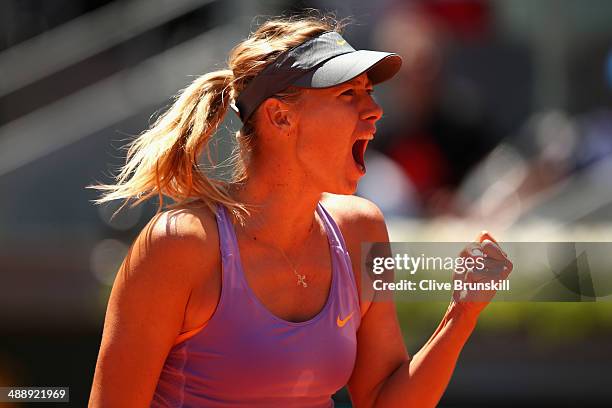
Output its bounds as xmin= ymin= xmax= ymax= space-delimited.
xmin=89 ymin=210 xmax=213 ymax=407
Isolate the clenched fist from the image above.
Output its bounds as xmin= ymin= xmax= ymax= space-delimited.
xmin=452 ymin=231 xmax=513 ymax=317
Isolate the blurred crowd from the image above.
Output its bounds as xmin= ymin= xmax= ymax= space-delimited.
xmin=355 ymin=0 xmax=612 ymax=232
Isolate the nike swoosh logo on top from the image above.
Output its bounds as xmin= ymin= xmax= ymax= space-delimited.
xmin=336 ymin=312 xmax=354 ymax=327
xmin=336 ymin=39 xmax=347 ymax=46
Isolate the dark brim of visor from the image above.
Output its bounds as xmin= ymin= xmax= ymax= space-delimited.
xmin=292 ymin=50 xmax=402 ymax=88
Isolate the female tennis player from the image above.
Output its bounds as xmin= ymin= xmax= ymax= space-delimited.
xmin=88 ymin=13 xmax=512 ymax=408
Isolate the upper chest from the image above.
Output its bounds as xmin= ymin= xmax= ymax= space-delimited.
xmin=182 ymin=200 xmax=372 ymax=332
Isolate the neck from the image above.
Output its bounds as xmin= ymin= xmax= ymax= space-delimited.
xmin=227 ymin=159 xmax=323 ymax=252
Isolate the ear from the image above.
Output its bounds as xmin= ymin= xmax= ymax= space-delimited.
xmin=261 ymin=98 xmax=295 ymax=132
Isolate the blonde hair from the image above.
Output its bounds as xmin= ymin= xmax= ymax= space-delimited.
xmin=87 ymin=11 xmax=349 ymax=224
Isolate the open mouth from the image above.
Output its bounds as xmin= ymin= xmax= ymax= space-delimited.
xmin=352 ymin=139 xmax=369 ymax=172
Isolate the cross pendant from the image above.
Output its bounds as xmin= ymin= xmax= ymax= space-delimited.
xmin=296 ymin=274 xmax=308 ymax=288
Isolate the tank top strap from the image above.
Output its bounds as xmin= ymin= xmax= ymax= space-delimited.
xmin=316 ymin=202 xmax=361 ymax=308
xmin=213 ymin=203 xmax=249 ymax=297
xmin=214 ymin=203 xmax=238 ymax=258
xmin=316 ymin=202 xmax=347 ymax=251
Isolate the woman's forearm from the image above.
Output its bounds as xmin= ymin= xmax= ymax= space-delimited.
xmin=374 ymin=302 xmax=479 ymax=407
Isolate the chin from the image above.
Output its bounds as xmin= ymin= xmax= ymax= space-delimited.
xmin=327 ymin=180 xmax=359 ymax=196
xmin=315 ymin=170 xmax=361 ymax=196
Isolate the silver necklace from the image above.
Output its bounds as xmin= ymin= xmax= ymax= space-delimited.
xmin=276 ymin=230 xmax=313 ymax=288
xmin=274 ymin=218 xmax=317 ymax=288
xmin=244 ymin=216 xmax=317 ymax=288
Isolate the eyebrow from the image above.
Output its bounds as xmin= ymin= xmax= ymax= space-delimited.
xmin=347 ymin=77 xmax=373 ymax=88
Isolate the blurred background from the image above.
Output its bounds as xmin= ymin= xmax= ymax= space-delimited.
xmin=1 ymin=0 xmax=612 ymax=406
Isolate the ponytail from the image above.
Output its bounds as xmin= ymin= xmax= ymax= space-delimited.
xmin=87 ymin=69 xmax=251 ymax=222
xmin=89 ymin=12 xmax=347 ymax=225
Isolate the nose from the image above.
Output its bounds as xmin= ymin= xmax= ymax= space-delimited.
xmin=361 ymin=94 xmax=383 ymax=123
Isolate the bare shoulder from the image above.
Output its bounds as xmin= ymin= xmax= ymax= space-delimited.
xmin=128 ymin=202 xmax=220 ymax=288
xmin=144 ymin=202 xmax=218 ymax=246
xmin=91 ymin=203 xmax=221 ymax=407
xmin=320 ymin=193 xmax=388 ymax=242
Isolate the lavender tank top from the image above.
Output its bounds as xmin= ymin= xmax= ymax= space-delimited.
xmin=151 ymin=202 xmax=361 ymax=407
